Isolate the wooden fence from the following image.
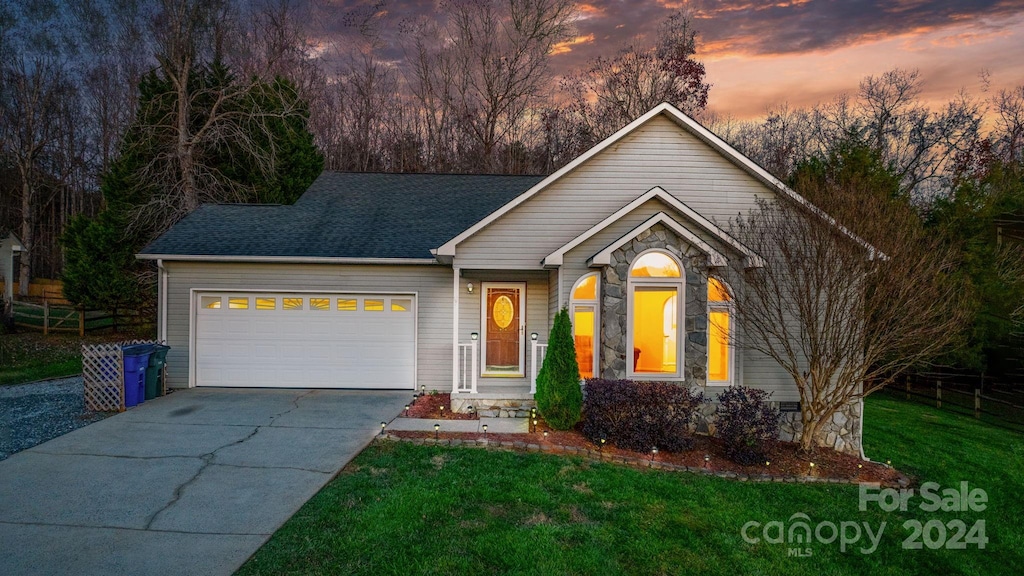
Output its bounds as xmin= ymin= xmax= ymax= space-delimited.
xmin=11 ymin=300 xmax=137 ymax=335
xmin=887 ymin=372 xmax=1024 ymax=433
xmin=82 ymin=339 xmax=164 ymax=412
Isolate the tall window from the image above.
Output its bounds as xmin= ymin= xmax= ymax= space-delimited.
xmin=627 ymin=251 xmax=684 ymax=379
xmin=708 ymin=277 xmax=733 ymax=385
xmin=570 ymin=273 xmax=599 ymax=379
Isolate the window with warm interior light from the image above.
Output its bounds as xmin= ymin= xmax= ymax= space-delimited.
xmin=628 ymin=251 xmax=683 ymax=378
xmin=570 ymin=273 xmax=599 ymax=379
xmin=309 ymin=298 xmax=330 ymax=311
xmin=256 ymin=297 xmax=276 ymax=310
xmin=364 ymin=299 xmax=384 ymax=311
xmin=708 ymin=277 xmax=733 ymax=385
xmin=391 ymin=298 xmax=412 ymax=312
xmin=228 ymin=297 xmax=249 ymax=310
xmin=337 ymin=298 xmax=357 ymax=311
xmin=201 ymin=296 xmax=221 ymax=309
xmin=283 ymin=298 xmax=303 ymax=310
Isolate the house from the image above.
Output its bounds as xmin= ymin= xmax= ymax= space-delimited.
xmin=138 ymin=103 xmax=863 ymax=454
xmin=1 ymin=230 xmax=25 ymax=309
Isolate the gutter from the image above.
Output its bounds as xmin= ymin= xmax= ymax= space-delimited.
xmin=136 ymin=254 xmax=440 ymax=265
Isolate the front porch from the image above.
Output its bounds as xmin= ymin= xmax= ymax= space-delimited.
xmin=450 ymin=268 xmax=551 ymax=416
xmin=451 ymin=337 xmax=546 ymax=417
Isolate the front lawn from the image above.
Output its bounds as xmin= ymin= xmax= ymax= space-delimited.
xmin=237 ymin=395 xmax=1024 ymax=575
xmin=0 ymin=329 xmax=153 ymax=386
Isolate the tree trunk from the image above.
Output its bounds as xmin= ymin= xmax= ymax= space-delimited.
xmin=176 ymin=63 xmax=198 ymax=213
xmin=798 ymin=414 xmax=820 ymax=453
xmin=18 ymin=176 xmax=33 ymax=298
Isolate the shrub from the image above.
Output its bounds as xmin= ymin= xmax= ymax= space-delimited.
xmin=715 ymin=386 xmax=781 ymax=465
xmin=535 ymin=307 xmax=583 ymax=430
xmin=581 ymin=379 xmax=705 ymax=452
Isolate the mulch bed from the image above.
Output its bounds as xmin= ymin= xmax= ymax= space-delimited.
xmin=388 ymin=420 xmax=907 ymax=486
xmin=394 ymin=394 xmax=906 ymax=485
xmin=404 ymin=392 xmax=478 ymax=420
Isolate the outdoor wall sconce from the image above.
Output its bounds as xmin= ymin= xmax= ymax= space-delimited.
xmin=467 ymin=282 xmax=474 ymax=293
xmin=471 ymin=332 xmax=479 ymax=340
xmin=530 ymin=332 xmax=538 ymax=341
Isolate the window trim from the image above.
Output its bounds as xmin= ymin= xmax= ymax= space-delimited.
xmin=707 ymin=277 xmax=736 ymax=387
xmin=569 ymin=272 xmax=600 ymax=380
xmin=626 ymin=249 xmax=685 ymax=380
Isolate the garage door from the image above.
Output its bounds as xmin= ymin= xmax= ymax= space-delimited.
xmin=194 ymin=292 xmax=415 ymax=389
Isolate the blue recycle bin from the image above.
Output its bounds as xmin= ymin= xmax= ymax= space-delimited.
xmin=122 ymin=344 xmax=154 ymax=408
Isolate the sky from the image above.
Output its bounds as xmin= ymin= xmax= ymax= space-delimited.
xmin=329 ymin=0 xmax=1024 ymax=120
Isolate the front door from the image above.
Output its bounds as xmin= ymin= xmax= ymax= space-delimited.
xmin=482 ymin=282 xmax=525 ymax=376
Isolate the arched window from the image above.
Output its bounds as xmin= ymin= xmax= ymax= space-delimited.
xmin=570 ymin=273 xmax=599 ymax=379
xmin=708 ymin=277 xmax=734 ymax=385
xmin=627 ymin=250 xmax=684 ymax=379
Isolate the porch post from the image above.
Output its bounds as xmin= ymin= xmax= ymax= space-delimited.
xmin=531 ymin=340 xmax=538 ymax=394
xmin=471 ymin=339 xmax=478 ymax=394
xmin=452 ymin=266 xmax=460 ymax=395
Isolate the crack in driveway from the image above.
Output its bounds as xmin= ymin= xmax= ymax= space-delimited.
xmin=143 ymin=389 xmax=317 ymax=530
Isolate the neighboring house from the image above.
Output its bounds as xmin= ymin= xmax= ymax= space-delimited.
xmin=1 ymin=230 xmax=25 ymax=308
xmin=139 ymin=103 xmax=863 ymax=454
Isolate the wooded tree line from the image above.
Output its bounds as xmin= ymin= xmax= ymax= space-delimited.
xmin=1 ymin=0 xmax=1021 ymax=376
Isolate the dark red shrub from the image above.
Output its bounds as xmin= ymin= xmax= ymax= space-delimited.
xmin=581 ymin=379 xmax=705 ymax=453
xmin=715 ymin=386 xmax=781 ymax=465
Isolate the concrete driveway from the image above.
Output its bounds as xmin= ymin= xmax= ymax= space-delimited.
xmin=0 ymin=388 xmax=407 ymax=576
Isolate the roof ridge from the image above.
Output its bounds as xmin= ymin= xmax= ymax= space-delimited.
xmin=318 ymin=170 xmax=548 ymax=178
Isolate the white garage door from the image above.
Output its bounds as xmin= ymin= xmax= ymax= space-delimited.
xmin=194 ymin=292 xmax=415 ymax=389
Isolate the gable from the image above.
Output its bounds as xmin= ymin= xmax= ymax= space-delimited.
xmin=449 ymin=112 xmax=780 ymax=269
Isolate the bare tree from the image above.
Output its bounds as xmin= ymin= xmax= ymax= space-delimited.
xmin=992 ymin=85 xmax=1024 ymax=165
xmin=404 ymin=0 xmax=575 ymax=171
xmin=816 ymin=69 xmax=982 ymax=199
xmin=122 ymin=0 xmax=310 ymax=235
xmin=723 ymin=179 xmax=968 ymax=452
xmin=0 ymin=57 xmax=71 ymax=295
xmin=563 ymin=10 xmax=710 ymax=143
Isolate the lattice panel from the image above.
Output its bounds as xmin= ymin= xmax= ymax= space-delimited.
xmin=82 ymin=340 xmax=165 ymax=412
xmin=82 ymin=343 xmax=124 ymax=412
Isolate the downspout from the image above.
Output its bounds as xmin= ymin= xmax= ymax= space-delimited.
xmin=858 ymin=380 xmax=867 ymax=461
xmin=158 ymin=259 xmax=167 ymax=343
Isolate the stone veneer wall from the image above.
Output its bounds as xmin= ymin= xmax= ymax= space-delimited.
xmin=592 ymin=222 xmax=863 ymax=456
xmin=690 ymin=399 xmax=863 ymax=456
xmin=599 ymin=223 xmax=708 ymax=386
xmin=779 ymin=400 xmax=863 ymax=455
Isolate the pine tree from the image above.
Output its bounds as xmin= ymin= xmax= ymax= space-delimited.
xmin=535 ymin=307 xmax=583 ymax=430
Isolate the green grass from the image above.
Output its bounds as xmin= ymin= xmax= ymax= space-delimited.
xmin=0 ymin=329 xmax=152 ymax=386
xmin=237 ymin=395 xmax=1024 ymax=576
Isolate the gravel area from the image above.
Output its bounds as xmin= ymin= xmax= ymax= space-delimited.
xmin=0 ymin=376 xmax=111 ymax=461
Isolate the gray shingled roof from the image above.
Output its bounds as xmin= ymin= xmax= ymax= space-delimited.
xmin=139 ymin=172 xmax=545 ymax=259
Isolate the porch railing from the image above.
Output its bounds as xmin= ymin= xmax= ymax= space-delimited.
xmin=456 ymin=341 xmax=479 ymax=394
xmin=530 ymin=342 xmax=548 ymax=394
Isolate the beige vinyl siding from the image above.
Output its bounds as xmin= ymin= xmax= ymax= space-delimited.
xmin=454 ymin=114 xmax=769 ymax=270
xmin=457 ymin=270 xmax=548 ymax=389
xmin=162 ymin=262 xmax=453 ymax=390
xmin=439 ymin=112 xmax=791 ymax=400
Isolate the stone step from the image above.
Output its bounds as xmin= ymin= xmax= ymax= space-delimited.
xmin=450 ymin=394 xmax=537 ymax=418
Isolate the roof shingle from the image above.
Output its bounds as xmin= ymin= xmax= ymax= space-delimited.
xmin=139 ymin=172 xmax=544 ymax=259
